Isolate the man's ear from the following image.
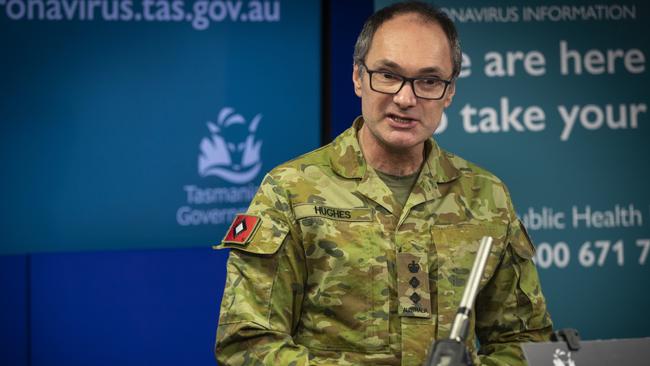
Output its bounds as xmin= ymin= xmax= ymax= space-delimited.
xmin=352 ymin=64 xmax=362 ymax=97
xmin=443 ymin=81 xmax=456 ymax=108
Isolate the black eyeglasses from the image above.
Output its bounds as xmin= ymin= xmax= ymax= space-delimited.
xmin=361 ymin=62 xmax=452 ymax=100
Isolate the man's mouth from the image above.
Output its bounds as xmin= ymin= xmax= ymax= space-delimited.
xmin=387 ymin=114 xmax=417 ymax=126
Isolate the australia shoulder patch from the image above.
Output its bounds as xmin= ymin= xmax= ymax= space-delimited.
xmin=222 ymin=214 xmax=262 ymax=246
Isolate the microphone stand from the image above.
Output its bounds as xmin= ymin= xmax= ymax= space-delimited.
xmin=423 ymin=236 xmax=493 ymax=366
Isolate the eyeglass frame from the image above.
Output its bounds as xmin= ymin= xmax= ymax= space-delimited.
xmin=360 ymin=61 xmax=453 ymax=100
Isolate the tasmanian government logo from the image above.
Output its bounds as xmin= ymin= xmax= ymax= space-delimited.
xmin=176 ymin=107 xmax=262 ymax=227
xmin=198 ymin=107 xmax=263 ymax=184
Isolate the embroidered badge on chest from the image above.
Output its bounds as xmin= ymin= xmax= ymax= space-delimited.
xmin=223 ymin=214 xmax=262 ymax=246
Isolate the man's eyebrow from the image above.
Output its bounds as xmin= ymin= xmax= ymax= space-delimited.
xmin=373 ymin=59 xmax=401 ymax=69
xmin=417 ymin=66 xmax=445 ymax=75
xmin=373 ymin=59 xmax=446 ymax=76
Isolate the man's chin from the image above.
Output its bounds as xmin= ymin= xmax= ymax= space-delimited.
xmin=380 ymin=135 xmax=424 ymax=152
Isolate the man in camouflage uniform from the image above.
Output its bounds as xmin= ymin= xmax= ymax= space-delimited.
xmin=215 ymin=2 xmax=552 ymax=365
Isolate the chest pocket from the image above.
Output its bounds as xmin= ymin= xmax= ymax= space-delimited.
xmin=293 ymin=204 xmax=391 ymax=353
xmin=430 ymin=223 xmax=507 ymax=340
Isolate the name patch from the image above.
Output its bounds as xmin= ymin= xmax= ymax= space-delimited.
xmin=294 ymin=204 xmax=373 ymax=222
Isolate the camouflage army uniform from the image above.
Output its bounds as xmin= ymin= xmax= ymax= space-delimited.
xmin=215 ymin=118 xmax=553 ymax=366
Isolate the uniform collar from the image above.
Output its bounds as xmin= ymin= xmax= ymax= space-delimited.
xmin=329 ymin=116 xmax=460 ymax=184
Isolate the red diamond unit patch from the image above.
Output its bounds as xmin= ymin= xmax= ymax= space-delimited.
xmin=223 ymin=214 xmax=261 ymax=246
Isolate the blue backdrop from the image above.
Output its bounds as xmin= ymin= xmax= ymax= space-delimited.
xmin=0 ymin=0 xmax=321 ymax=365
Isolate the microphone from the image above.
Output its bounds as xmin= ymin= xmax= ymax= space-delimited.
xmin=423 ymin=236 xmax=494 ymax=366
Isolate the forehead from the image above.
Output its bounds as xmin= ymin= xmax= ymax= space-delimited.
xmin=366 ymin=13 xmax=452 ymax=75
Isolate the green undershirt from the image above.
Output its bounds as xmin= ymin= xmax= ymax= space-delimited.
xmin=375 ymin=169 xmax=419 ymax=215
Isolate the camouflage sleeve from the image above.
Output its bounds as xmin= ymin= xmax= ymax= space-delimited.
xmin=474 ymin=218 xmax=553 ymax=366
xmin=215 ymin=174 xmax=310 ymax=365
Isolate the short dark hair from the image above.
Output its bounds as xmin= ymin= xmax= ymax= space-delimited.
xmin=353 ymin=1 xmax=461 ymax=79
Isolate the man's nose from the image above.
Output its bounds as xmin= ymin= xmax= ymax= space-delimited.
xmin=393 ymin=80 xmax=417 ymax=108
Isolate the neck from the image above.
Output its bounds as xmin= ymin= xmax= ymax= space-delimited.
xmin=358 ymin=124 xmax=425 ymax=176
